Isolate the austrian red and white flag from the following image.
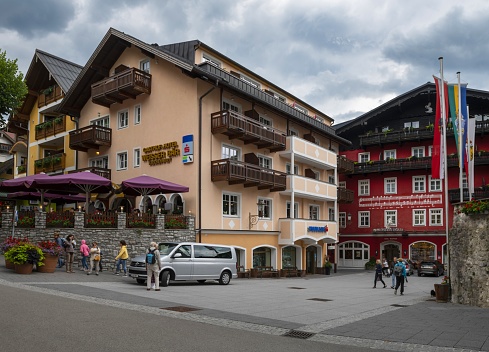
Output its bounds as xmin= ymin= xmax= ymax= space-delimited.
xmin=432 ymin=75 xmax=449 ymax=179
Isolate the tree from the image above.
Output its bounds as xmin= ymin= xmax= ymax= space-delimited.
xmin=0 ymin=49 xmax=28 ymax=127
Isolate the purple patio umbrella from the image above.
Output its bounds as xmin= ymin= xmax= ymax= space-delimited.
xmin=8 ymin=191 xmax=86 ymax=204
xmin=120 ymin=174 xmax=189 ymax=212
xmin=0 ymin=173 xmax=53 ymax=205
xmin=28 ymin=171 xmax=112 ymax=213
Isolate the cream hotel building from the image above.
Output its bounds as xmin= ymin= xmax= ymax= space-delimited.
xmin=53 ymin=28 xmax=353 ymax=273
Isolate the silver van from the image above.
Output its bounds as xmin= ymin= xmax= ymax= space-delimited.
xmin=128 ymin=242 xmax=237 ymax=286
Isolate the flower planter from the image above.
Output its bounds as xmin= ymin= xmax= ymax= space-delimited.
xmin=5 ymin=259 xmax=15 ymax=269
xmin=434 ymin=283 xmax=450 ymax=303
xmin=37 ymin=254 xmax=58 ymax=273
xmin=14 ymin=263 xmax=34 ymax=275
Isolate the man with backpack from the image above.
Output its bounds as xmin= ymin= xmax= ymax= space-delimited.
xmin=146 ymin=242 xmax=162 ymax=291
xmin=393 ymin=258 xmax=407 ymax=295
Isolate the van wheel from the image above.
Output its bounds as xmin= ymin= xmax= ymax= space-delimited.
xmin=219 ymin=271 xmax=231 ymax=285
xmin=161 ymin=271 xmax=170 ymax=287
xmin=136 ymin=278 xmax=146 ymax=285
xmin=197 ymin=280 xmax=206 ymax=284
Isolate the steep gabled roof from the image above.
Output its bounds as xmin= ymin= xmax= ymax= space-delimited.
xmin=59 ymin=28 xmax=192 ymax=117
xmin=26 ymin=49 xmax=83 ymax=93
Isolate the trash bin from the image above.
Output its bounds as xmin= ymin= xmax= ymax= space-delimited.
xmin=434 ymin=283 xmax=450 ymax=303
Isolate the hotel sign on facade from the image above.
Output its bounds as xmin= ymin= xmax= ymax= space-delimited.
xmin=142 ymin=141 xmax=180 ymax=166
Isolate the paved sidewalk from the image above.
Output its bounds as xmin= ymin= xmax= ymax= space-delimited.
xmin=1 ymin=256 xmax=488 ymax=351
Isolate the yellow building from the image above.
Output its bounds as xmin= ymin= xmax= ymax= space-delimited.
xmin=8 ymin=50 xmax=82 ymax=181
xmin=60 ymin=28 xmax=352 ymax=272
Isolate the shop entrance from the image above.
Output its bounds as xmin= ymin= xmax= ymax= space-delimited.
xmin=383 ymin=244 xmax=400 ymax=263
xmin=306 ymin=246 xmax=317 ymax=274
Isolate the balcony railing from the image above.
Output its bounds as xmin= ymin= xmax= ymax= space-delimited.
xmin=91 ymin=68 xmax=151 ymax=107
xmin=0 ymin=143 xmax=11 ymax=154
xmin=70 ymin=167 xmax=111 ymax=180
xmin=35 ymin=117 xmax=66 ymax=140
xmin=359 ymin=121 xmax=489 ymax=147
xmin=38 ymin=85 xmax=64 ymax=108
xmin=69 ymin=125 xmax=112 ymax=152
xmin=211 ymin=110 xmax=286 ymax=152
xmin=448 ymin=188 xmax=489 ymax=203
xmin=337 ymin=188 xmax=354 ymax=203
xmin=353 ymin=156 xmax=432 ymax=174
xmin=337 ymin=155 xmax=354 ymax=174
xmin=34 ymin=153 xmax=66 ymax=174
xmin=211 ymin=158 xmax=286 ymax=191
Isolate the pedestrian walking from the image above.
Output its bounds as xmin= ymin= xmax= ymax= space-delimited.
xmin=114 ymin=240 xmax=129 ymax=276
xmin=79 ymin=240 xmax=90 ymax=271
xmin=54 ymin=232 xmax=64 ymax=268
xmin=382 ymin=258 xmax=389 ymax=276
xmin=390 ymin=256 xmax=397 ymax=288
xmin=87 ymin=242 xmax=101 ymax=276
xmin=394 ymin=258 xmax=407 ymax=295
xmin=64 ymin=234 xmax=75 ymax=273
xmin=373 ymin=259 xmax=386 ymax=288
xmin=146 ymin=242 xmax=161 ymax=291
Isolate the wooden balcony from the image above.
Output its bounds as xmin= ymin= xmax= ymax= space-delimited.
xmin=448 ymin=188 xmax=489 ymax=203
xmin=337 ymin=188 xmax=354 ymax=203
xmin=337 ymin=155 xmax=354 ymax=174
xmin=71 ymin=167 xmax=111 ymax=180
xmin=38 ymin=85 xmax=64 ymax=108
xmin=69 ymin=125 xmax=112 ymax=152
xmin=353 ymin=156 xmax=432 ymax=174
xmin=35 ymin=117 xmax=66 ymax=140
xmin=211 ymin=110 xmax=286 ymax=152
xmin=34 ymin=153 xmax=66 ymax=174
xmin=211 ymin=158 xmax=286 ymax=191
xmin=91 ymin=68 xmax=151 ymax=107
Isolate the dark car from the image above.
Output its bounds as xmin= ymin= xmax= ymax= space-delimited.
xmin=418 ymin=260 xmax=444 ymax=277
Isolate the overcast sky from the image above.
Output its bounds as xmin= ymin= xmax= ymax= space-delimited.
xmin=1 ymin=0 xmax=488 ymax=124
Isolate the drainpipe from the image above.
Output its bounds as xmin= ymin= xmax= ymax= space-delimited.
xmin=198 ymin=79 xmax=219 ymax=243
xmin=70 ymin=115 xmax=79 ymax=170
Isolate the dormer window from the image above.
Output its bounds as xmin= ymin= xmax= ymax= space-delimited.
xmin=202 ymin=53 xmax=221 ymax=68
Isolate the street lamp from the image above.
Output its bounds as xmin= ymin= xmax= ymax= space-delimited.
xmin=347 ymin=212 xmax=352 ymax=225
xmin=249 ymin=200 xmax=265 ymax=229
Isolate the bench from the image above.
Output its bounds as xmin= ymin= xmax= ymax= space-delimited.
xmin=237 ymin=265 xmax=250 ymax=278
xmin=281 ymin=266 xmax=301 ymax=278
xmin=255 ymin=266 xmax=279 ymax=278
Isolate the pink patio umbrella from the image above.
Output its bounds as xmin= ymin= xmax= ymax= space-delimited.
xmin=27 ymin=171 xmax=112 ymax=213
xmin=120 ymin=174 xmax=189 ymax=212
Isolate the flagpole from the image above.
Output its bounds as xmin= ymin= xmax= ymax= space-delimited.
xmin=457 ymin=72 xmax=463 ymax=202
xmin=439 ymin=57 xmax=450 ymax=275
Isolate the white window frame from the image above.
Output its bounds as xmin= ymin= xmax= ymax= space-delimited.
xmin=259 ymin=115 xmax=272 ymax=127
xmin=286 ymin=163 xmax=299 ymax=175
xmin=91 ymin=116 xmax=110 ymax=128
xmin=359 ymin=152 xmax=370 ymax=163
xmin=140 ymin=59 xmax=150 ymax=73
xmin=240 ymin=74 xmax=261 ymax=89
xmin=413 ymin=176 xmax=426 ymax=193
xmin=118 ymin=110 xmax=129 ymax=129
xmin=359 ymin=211 xmax=370 ymax=227
xmin=288 ymin=128 xmax=299 ymax=136
xmin=429 ymin=176 xmax=442 ymax=192
xmin=430 ymin=208 xmax=443 ymax=226
xmin=385 ymin=177 xmax=397 ymax=194
xmin=385 ymin=210 xmax=397 ymax=227
xmin=89 ymin=156 xmax=108 ymax=169
xmin=384 ymin=149 xmax=396 ymax=160
xmin=258 ymin=198 xmax=272 ymax=219
xmin=309 ymin=204 xmax=319 ymax=220
xmin=221 ymin=144 xmax=240 ymax=160
xmin=413 ymin=209 xmax=426 ymax=226
xmin=134 ymin=105 xmax=141 ymax=125
xmin=133 ymin=148 xmax=141 ymax=168
xmin=286 ymin=201 xmax=299 ymax=218
xmin=117 ymin=151 xmax=128 ymax=171
xmin=412 ymin=146 xmax=425 ymax=158
xmin=222 ymin=99 xmax=241 ymax=113
xmin=358 ymin=179 xmax=370 ymax=196
xmin=293 ymin=103 xmax=308 ymax=115
xmin=328 ymin=207 xmax=335 ymax=221
xmin=258 ymin=155 xmax=272 ymax=169
xmin=339 ymin=212 xmax=346 ymax=228
xmin=202 ymin=53 xmax=221 ymax=68
xmin=222 ymin=192 xmax=240 ymax=217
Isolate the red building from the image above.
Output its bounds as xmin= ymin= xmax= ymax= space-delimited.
xmin=334 ymin=83 xmax=489 ymax=268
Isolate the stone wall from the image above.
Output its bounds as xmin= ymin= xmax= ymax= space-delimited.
xmin=0 ymin=211 xmax=196 ymax=271
xmin=450 ymin=213 xmax=489 ymax=307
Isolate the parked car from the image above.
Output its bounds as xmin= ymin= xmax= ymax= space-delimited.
xmin=418 ymin=260 xmax=444 ymax=277
xmin=128 ymin=242 xmax=237 ymax=286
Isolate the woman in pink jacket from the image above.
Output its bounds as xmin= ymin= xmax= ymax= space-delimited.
xmin=79 ymin=240 xmax=90 ymax=272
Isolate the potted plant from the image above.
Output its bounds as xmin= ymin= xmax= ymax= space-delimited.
xmin=324 ymin=260 xmax=333 ymax=275
xmin=17 ymin=165 xmax=26 ymax=173
xmin=4 ymin=242 xmax=44 ymax=274
xmin=37 ymin=240 xmax=62 ymax=273
xmin=1 ymin=236 xmax=29 ymax=269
